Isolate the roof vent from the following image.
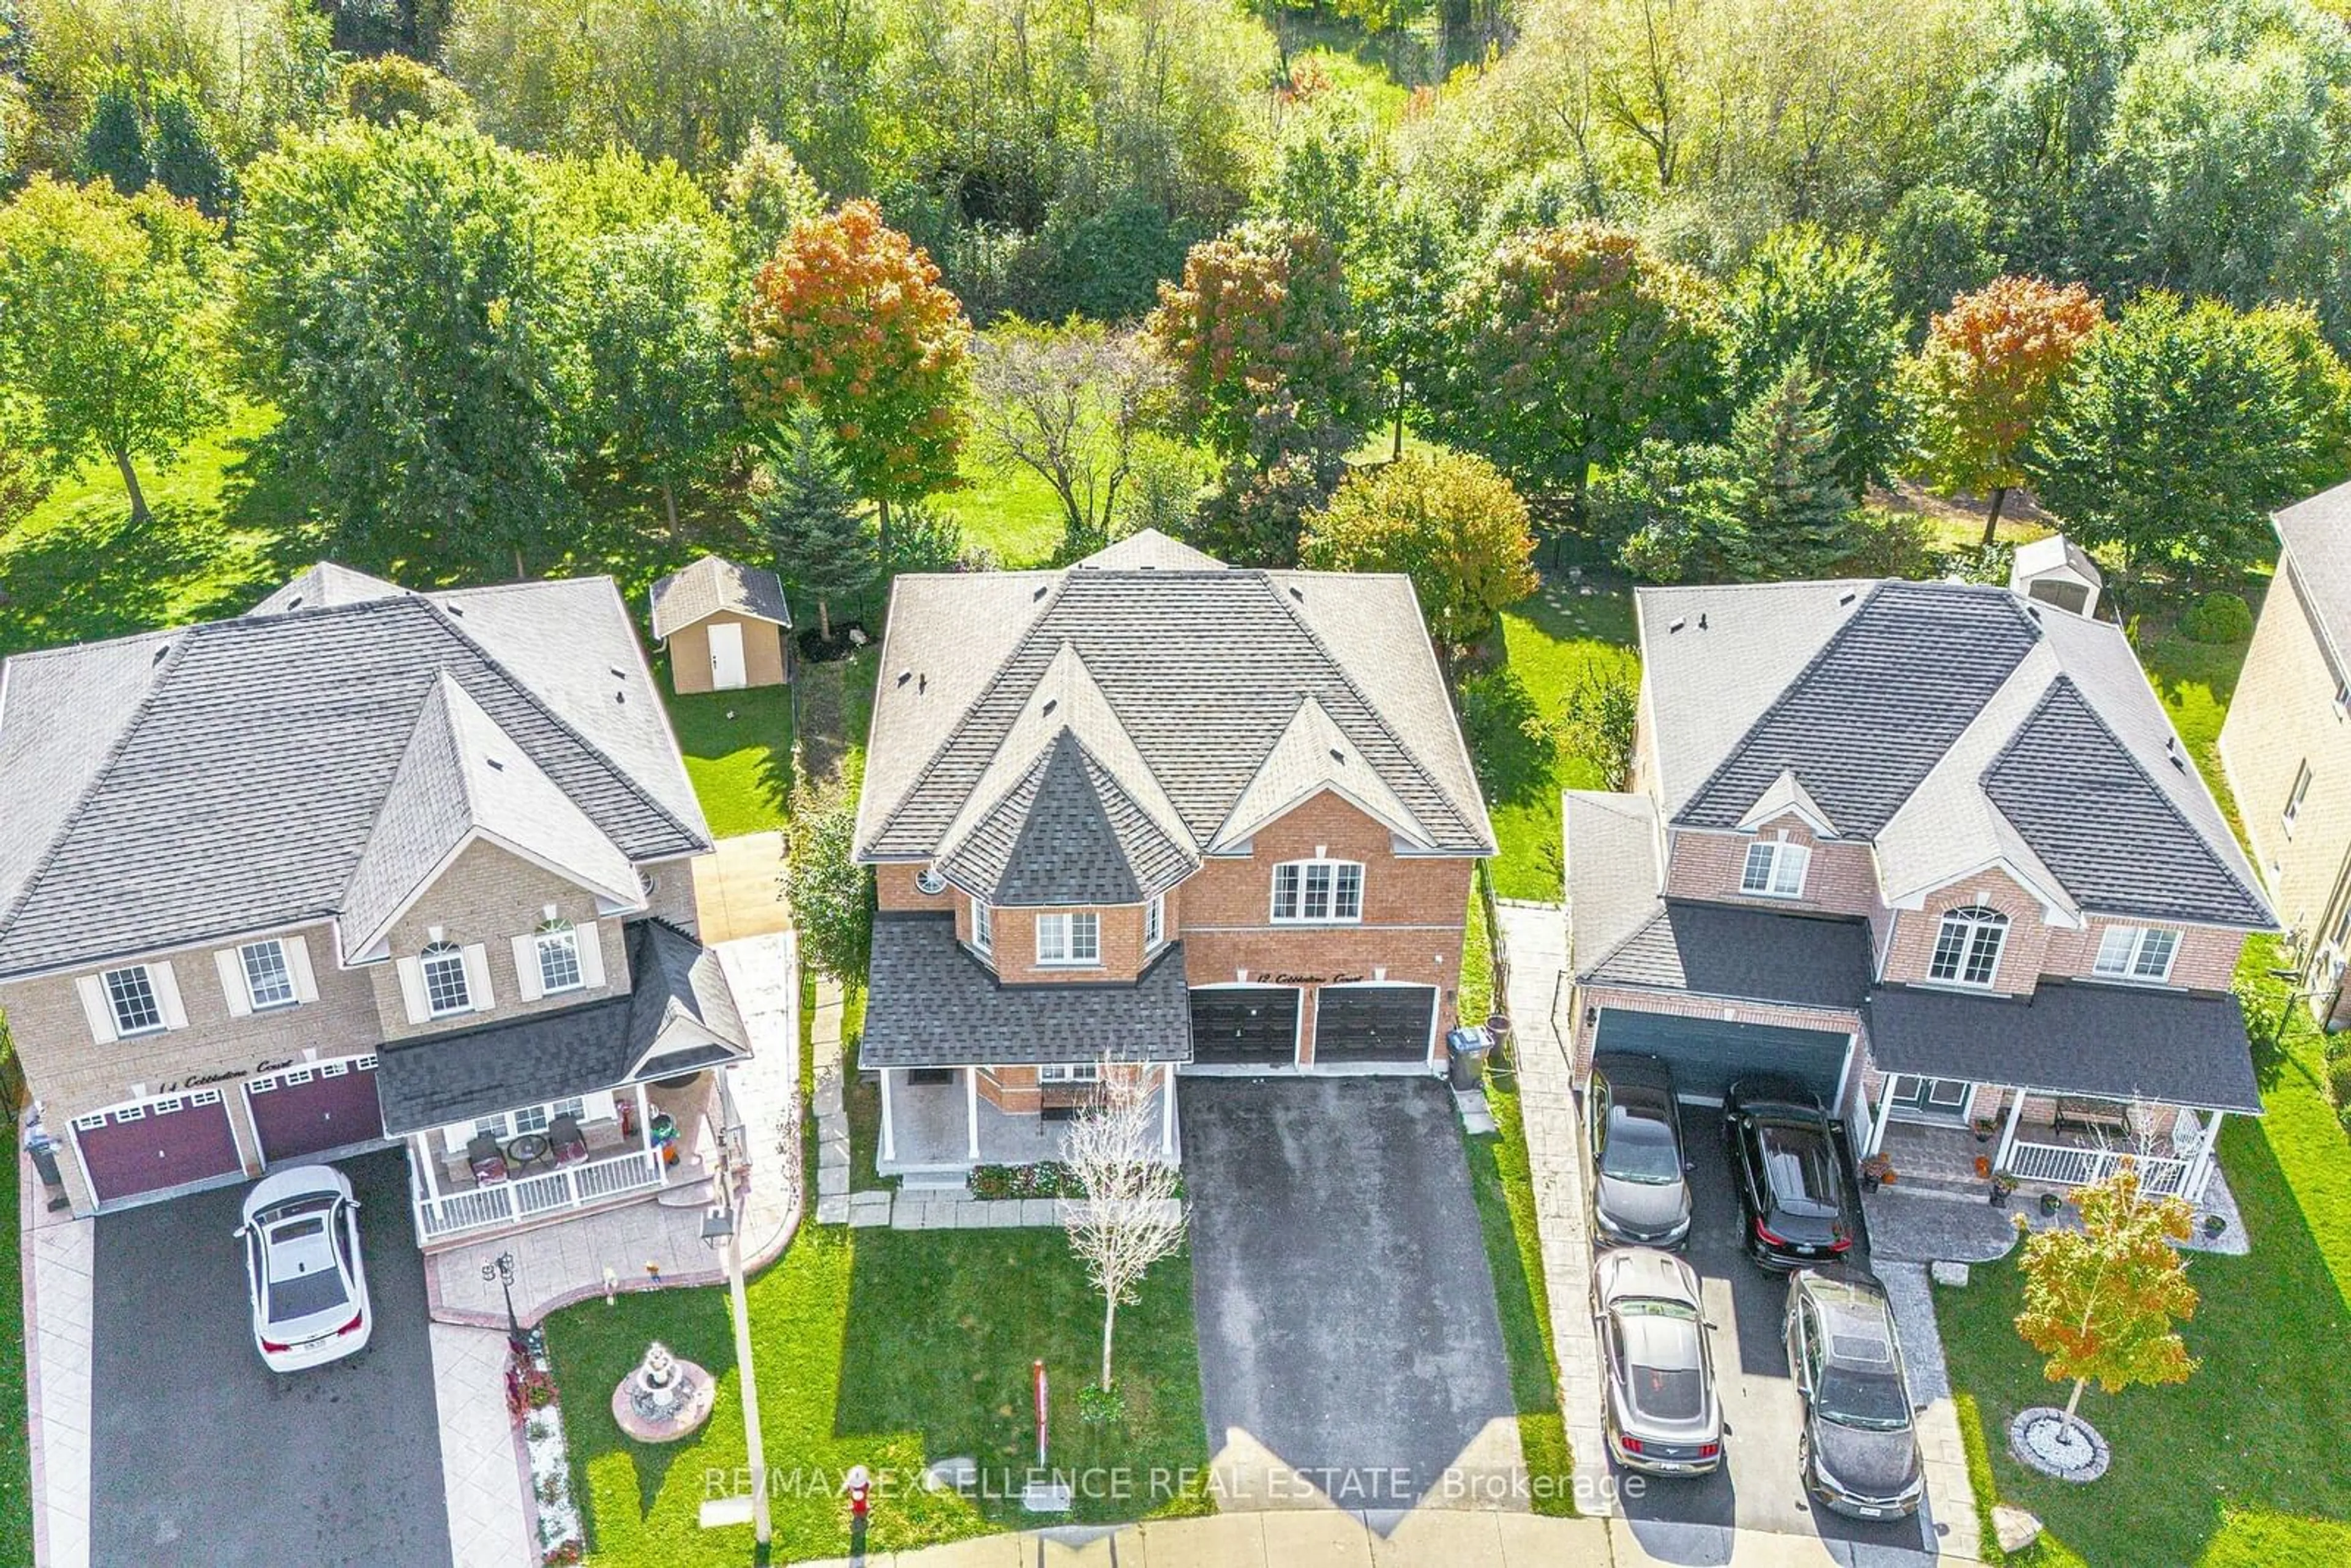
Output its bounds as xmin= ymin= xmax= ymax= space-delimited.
xmin=2170 ymin=752 xmax=2188 ymax=772
xmin=609 ymin=666 xmax=627 ymax=680
xmin=896 ymin=670 xmax=912 ymax=687
xmin=1289 ymin=585 xmax=1304 ymax=601
xmin=486 ymin=756 xmax=505 ymax=771
xmin=285 ymin=596 xmax=304 ymax=610
xmin=1668 ymin=617 xmax=1686 ymax=634
xmin=1041 ymin=698 xmax=1058 ymax=717
xmin=1837 ymin=590 xmax=1858 ymax=606
xmin=1329 ymin=748 xmax=1346 ymax=764
xmin=1033 ymin=583 xmax=1050 ymax=601
xmin=446 ymin=603 xmax=464 ymax=617
xmin=151 ymin=643 xmax=171 ymax=664
xmin=918 ymin=673 xmax=927 ymax=694
xmin=615 ymin=690 xmax=626 ymax=705
xmin=1698 ymin=612 xmax=1708 ymax=631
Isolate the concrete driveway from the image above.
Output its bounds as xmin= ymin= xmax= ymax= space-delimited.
xmin=89 ymin=1149 xmax=452 ymax=1568
xmin=1609 ymin=1112 xmax=1945 ymax=1562
xmin=1181 ymin=1076 xmax=1524 ymax=1512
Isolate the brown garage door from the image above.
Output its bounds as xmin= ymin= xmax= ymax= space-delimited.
xmin=73 ymin=1091 xmax=242 ymax=1204
xmin=244 ymin=1054 xmax=385 ymax=1165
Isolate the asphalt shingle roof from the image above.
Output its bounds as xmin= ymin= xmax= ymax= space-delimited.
xmin=937 ymin=730 xmax=1193 ymax=906
xmin=0 ymin=573 xmax=710 ymax=976
xmin=1586 ymin=901 xmax=1873 ymax=1011
xmin=374 ymin=920 xmax=746 ymax=1133
xmin=647 ymin=554 xmax=792 ymax=639
xmin=2273 ymin=481 xmax=2351 ymax=678
xmin=1867 ymin=980 xmax=2262 ymax=1113
xmin=861 ymin=913 xmax=1191 ymax=1067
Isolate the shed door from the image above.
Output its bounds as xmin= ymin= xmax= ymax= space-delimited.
xmin=74 ymin=1092 xmax=242 ymax=1205
xmin=245 ymin=1055 xmax=386 ymax=1164
xmin=708 ymin=621 xmax=748 ymax=690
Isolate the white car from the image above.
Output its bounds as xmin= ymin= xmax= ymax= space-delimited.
xmin=236 ymin=1165 xmax=372 ymax=1372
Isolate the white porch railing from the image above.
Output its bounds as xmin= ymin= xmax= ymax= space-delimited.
xmin=2007 ymin=1140 xmax=2192 ymax=1196
xmin=413 ymin=1147 xmax=666 ymax=1242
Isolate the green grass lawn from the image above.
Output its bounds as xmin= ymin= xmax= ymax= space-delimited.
xmin=544 ymin=1225 xmax=1209 ymax=1564
xmin=1484 ymin=578 xmax=1640 ymax=901
xmin=658 ymin=675 xmax=795 ymax=838
xmin=0 ymin=1079 xmax=28 ymax=1566
xmin=939 ymin=455 xmax=1068 ymax=570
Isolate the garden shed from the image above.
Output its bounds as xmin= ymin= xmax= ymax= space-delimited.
xmin=649 ymin=554 xmax=792 ymax=693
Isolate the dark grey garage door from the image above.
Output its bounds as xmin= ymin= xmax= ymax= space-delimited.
xmin=1593 ymin=1008 xmax=1852 ymax=1106
xmin=73 ymin=1091 xmax=243 ymax=1204
xmin=1190 ymin=987 xmax=1300 ymax=1066
xmin=1314 ymin=985 xmax=1438 ymax=1063
xmin=245 ymin=1055 xmax=386 ymax=1165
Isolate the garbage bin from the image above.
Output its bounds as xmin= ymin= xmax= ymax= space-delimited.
xmin=1446 ymin=1026 xmax=1493 ymax=1090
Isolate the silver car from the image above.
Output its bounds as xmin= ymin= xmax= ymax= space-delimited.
xmin=1594 ymin=1246 xmax=1722 ymax=1475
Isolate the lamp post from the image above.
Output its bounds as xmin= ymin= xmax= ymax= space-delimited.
xmin=701 ymin=1124 xmax=771 ymax=1548
xmin=482 ymin=1251 xmax=529 ymax=1356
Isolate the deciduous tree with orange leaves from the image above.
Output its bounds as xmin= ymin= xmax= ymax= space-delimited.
xmin=737 ymin=200 xmax=972 ymax=547
xmin=1908 ymin=276 xmax=2105 ymax=546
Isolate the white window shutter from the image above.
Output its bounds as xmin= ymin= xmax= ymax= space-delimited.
xmin=215 ymin=950 xmax=253 ymax=1018
xmin=396 ymin=957 xmax=430 ymax=1025
xmin=76 ymin=975 xmax=118 ymax=1044
xmin=511 ymin=934 xmax=545 ymax=1002
xmin=576 ymin=921 xmax=605 ymax=989
xmin=462 ymin=943 xmax=495 ymax=1011
xmin=152 ymin=961 xmax=187 ymax=1030
xmin=285 ymin=936 xmax=318 ymax=1003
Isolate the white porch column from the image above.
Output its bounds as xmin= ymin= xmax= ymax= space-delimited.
xmin=2186 ymin=1110 xmax=2225 ymax=1202
xmin=879 ymin=1068 xmax=896 ymax=1164
xmin=634 ymin=1082 xmax=653 ymax=1153
xmin=966 ymin=1067 xmax=982 ymax=1161
xmin=1160 ymin=1063 xmax=1177 ymax=1160
xmin=1995 ymin=1084 xmax=2028 ymax=1172
xmin=1865 ymin=1074 xmax=1900 ymax=1157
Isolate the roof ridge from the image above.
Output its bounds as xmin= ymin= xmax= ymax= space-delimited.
xmin=1578 ymin=904 xmax=1670 ymax=981
xmin=0 ymin=625 xmax=203 ymax=948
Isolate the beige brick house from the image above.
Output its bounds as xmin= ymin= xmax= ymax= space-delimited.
xmin=1566 ymin=568 xmax=2274 ymax=1199
xmin=2219 ymin=483 xmax=2351 ymax=1031
xmin=0 ymin=563 xmax=757 ymax=1247
xmin=852 ymin=530 xmax=1493 ymax=1174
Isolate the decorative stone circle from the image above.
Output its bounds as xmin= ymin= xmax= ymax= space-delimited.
xmin=2008 ymin=1406 xmax=2112 ymax=1483
xmin=611 ymin=1340 xmax=716 ymax=1443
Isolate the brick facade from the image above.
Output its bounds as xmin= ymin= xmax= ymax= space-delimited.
xmin=1877 ymin=865 xmax=2053 ymax=997
xmin=1663 ymin=817 xmax=1880 ymax=917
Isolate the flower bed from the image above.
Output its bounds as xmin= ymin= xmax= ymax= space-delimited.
xmin=508 ymin=1340 xmax=584 ymax=1564
xmin=968 ymin=1161 xmax=1085 ymax=1200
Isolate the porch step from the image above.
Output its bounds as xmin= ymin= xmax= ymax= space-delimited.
xmin=654 ymin=1176 xmax=717 ymax=1209
xmin=896 ymin=1169 xmax=973 ymax=1193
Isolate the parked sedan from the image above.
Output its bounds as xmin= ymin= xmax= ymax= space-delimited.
xmin=1587 ymin=1054 xmax=1693 ymax=1247
xmin=1785 ymin=1270 xmax=1925 ymax=1519
xmin=1593 ymin=1246 xmax=1722 ymax=1476
xmin=1725 ymin=1076 xmax=1854 ymax=1269
xmin=236 ymin=1165 xmax=372 ymax=1373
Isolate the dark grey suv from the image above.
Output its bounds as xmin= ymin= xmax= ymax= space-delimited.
xmin=1587 ymin=1054 xmax=1693 ymax=1247
xmin=1785 ymin=1270 xmax=1925 ymax=1520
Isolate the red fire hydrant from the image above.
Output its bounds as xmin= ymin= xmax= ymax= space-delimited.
xmin=846 ymin=1463 xmax=871 ymax=1521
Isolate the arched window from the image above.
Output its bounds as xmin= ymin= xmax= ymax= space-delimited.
xmin=421 ymin=939 xmax=473 ymax=1016
xmin=1928 ymin=907 xmax=2008 ymax=987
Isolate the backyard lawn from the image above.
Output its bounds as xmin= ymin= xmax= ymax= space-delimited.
xmin=658 ymin=678 xmax=795 ymax=838
xmin=0 ymin=1082 xmax=28 ymax=1566
xmin=544 ymin=1225 xmax=1210 ymax=1564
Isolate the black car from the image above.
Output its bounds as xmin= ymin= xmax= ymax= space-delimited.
xmin=1724 ymin=1076 xmax=1853 ymax=1269
xmin=1586 ymin=1054 xmax=1693 ymax=1247
xmin=1785 ymin=1270 xmax=1925 ymax=1519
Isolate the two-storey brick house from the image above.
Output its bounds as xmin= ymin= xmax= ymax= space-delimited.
xmin=852 ymin=531 xmax=1494 ymax=1174
xmin=2219 ymin=481 xmax=2351 ymax=1031
xmin=0 ymin=564 xmax=757 ymax=1245
xmin=1565 ymin=568 xmax=2274 ymax=1200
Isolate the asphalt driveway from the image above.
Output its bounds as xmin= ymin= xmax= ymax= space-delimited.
xmin=1181 ymin=1076 xmax=1523 ymax=1511
xmin=90 ymin=1148 xmax=452 ymax=1568
xmin=1611 ymin=1111 xmax=1944 ymax=1561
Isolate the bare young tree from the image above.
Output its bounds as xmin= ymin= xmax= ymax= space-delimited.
xmin=970 ymin=319 xmax=1174 ymax=562
xmin=1060 ymin=1057 xmax=1187 ymax=1392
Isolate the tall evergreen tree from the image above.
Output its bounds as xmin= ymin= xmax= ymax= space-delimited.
xmin=1730 ymin=364 xmax=1861 ymax=580
xmin=149 ymin=78 xmax=231 ymax=217
xmin=80 ymin=72 xmax=149 ymax=197
xmin=757 ymin=405 xmax=876 ymax=643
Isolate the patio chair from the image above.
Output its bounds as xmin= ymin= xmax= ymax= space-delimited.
xmin=549 ymin=1112 xmax=590 ymax=1166
xmin=466 ymin=1133 xmax=509 ymax=1185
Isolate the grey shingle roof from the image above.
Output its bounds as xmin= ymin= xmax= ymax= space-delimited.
xmin=247 ymin=563 xmax=412 ymax=617
xmin=1586 ymin=901 xmax=1873 ymax=1011
xmin=1565 ymin=790 xmax=1667 ymax=972
xmin=1675 ymin=583 xmax=2042 ymax=836
xmin=858 ymin=557 xmax=1491 ymax=869
xmin=374 ymin=920 xmax=747 ymax=1133
xmin=647 ymin=554 xmax=792 ymax=639
xmin=861 ymin=913 xmax=1191 ymax=1066
xmin=937 ymin=729 xmax=1193 ymax=906
xmin=2273 ymin=481 xmax=2351 ymax=678
xmin=1867 ymin=980 xmax=2261 ymax=1113
xmin=1073 ymin=529 xmax=1227 ymax=572
xmin=1983 ymin=678 xmax=2272 ymax=926
xmin=0 ymin=575 xmax=711 ymax=977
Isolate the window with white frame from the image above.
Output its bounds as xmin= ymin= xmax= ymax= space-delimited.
xmin=421 ymin=941 xmax=473 ymax=1016
xmin=1037 ymin=912 xmax=1101 ymax=965
xmin=1271 ymin=860 xmax=1363 ymax=923
xmin=511 ymin=1097 xmax=587 ymax=1136
xmin=239 ymin=939 xmax=297 ymax=1010
xmin=2093 ymin=926 xmax=2179 ymax=982
xmin=1739 ymin=839 xmax=1810 ymax=898
xmin=534 ymin=921 xmax=583 ymax=994
xmin=972 ymin=901 xmax=992 ymax=954
xmin=1927 ymin=906 xmax=2009 ymax=986
xmin=1145 ymin=894 xmax=1165 ymax=950
xmin=1038 ymin=1063 xmax=1101 ymax=1084
xmin=2284 ymin=760 xmax=2314 ymax=835
xmin=102 ymin=966 xmax=164 ymax=1035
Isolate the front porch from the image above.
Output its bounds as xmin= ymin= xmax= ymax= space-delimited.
xmin=876 ymin=1064 xmax=1179 ymax=1175
xmin=1860 ymin=1075 xmax=2228 ymax=1204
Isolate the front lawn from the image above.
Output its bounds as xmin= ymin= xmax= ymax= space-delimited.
xmin=1938 ymin=942 xmax=2351 ymax=1566
xmin=659 ymin=678 xmax=795 ymax=838
xmin=0 ymin=1077 xmax=29 ymax=1566
xmin=544 ymin=1225 xmax=1209 ymax=1564
xmin=1483 ymin=579 xmax=1640 ymax=901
